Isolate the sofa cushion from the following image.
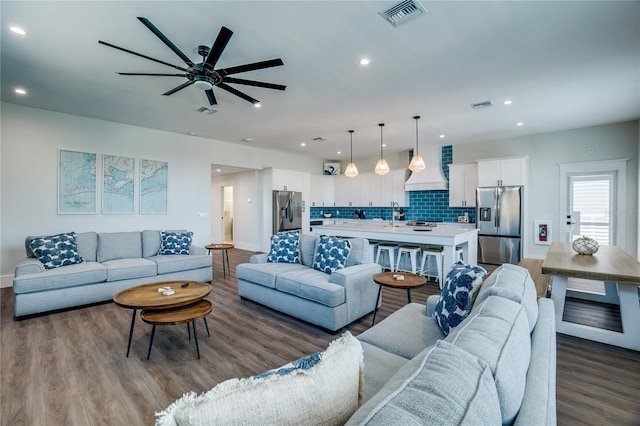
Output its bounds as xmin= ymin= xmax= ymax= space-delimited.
xmin=150 ymin=254 xmax=211 ymax=275
xmin=313 ymin=235 xmax=352 ymax=274
xmin=29 ymin=232 xmax=86 ymax=270
xmin=75 ymin=232 xmax=98 ymax=262
xmin=357 ymin=303 xmax=443 ymax=360
xmin=156 ymin=332 xmax=363 ymax=426
xmin=267 ymin=230 xmax=301 ymax=264
xmin=236 ymin=262 xmax=307 ymax=289
xmin=446 ymin=296 xmax=532 ymax=425
xmin=12 ymin=262 xmax=107 ymax=294
xmin=158 ymin=231 xmax=193 ymax=255
xmin=359 ymin=341 xmax=411 ymax=403
xmin=299 ymin=234 xmax=320 ymax=267
xmin=276 ymin=269 xmax=346 ymax=307
xmin=102 ymin=258 xmax=158 ymax=281
xmin=97 ymin=232 xmax=142 ymax=262
xmin=434 ymin=261 xmax=486 ymax=336
xmin=345 ymin=238 xmax=370 ymax=266
xmin=474 ymin=263 xmax=539 ymax=331
xmin=346 ymin=340 xmax=501 ymax=426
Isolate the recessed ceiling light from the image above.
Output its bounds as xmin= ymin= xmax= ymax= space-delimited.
xmin=300 ymin=142 xmax=306 ymax=147
xmin=382 ymin=143 xmax=387 ymax=147
xmin=187 ymin=132 xmax=197 ymax=136
xmin=337 ymin=151 xmax=341 ymax=155
xmin=216 ymin=168 xmax=222 ymax=172
xmin=10 ymin=26 xmax=27 ymax=36
xmin=504 ymin=100 xmax=513 ymax=105
xmin=439 ymin=134 xmax=446 ymax=139
xmin=14 ymin=88 xmax=27 ymax=95
xmin=360 ymin=58 xmax=370 ymax=65
xmin=516 ymin=122 xmax=524 ymax=126
xmin=254 ymin=102 xmax=262 ymax=108
xmin=242 ymin=138 xmax=253 ymax=142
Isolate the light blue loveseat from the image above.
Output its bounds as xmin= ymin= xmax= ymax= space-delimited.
xmin=236 ymin=234 xmax=381 ymax=332
xmin=12 ymin=230 xmax=212 ymax=318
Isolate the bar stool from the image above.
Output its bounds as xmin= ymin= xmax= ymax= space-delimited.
xmin=395 ymin=245 xmax=422 ymax=274
xmin=420 ymin=247 xmax=444 ymax=289
xmin=369 ymin=241 xmax=379 ymax=264
xmin=375 ymin=243 xmax=397 ymax=272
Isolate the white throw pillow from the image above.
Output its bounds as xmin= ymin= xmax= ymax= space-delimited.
xmin=155 ymin=332 xmax=364 ymax=426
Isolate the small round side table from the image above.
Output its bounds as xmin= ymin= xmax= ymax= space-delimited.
xmin=205 ymin=243 xmax=234 ymax=279
xmin=371 ymin=272 xmax=427 ymax=326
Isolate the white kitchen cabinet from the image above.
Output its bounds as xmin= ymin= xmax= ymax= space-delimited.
xmin=448 ymin=163 xmax=478 ymax=207
xmin=477 ymin=157 xmax=527 ymax=187
xmin=309 ymin=175 xmax=334 ymax=207
xmin=331 ymin=169 xmax=407 ymax=207
xmin=272 ymin=169 xmax=306 ymax=192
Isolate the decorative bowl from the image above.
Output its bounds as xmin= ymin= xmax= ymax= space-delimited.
xmin=572 ymin=236 xmax=599 ymax=255
xmin=323 ymin=213 xmax=332 ymax=218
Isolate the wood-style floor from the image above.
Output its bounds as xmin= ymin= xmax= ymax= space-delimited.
xmin=2 ymin=249 xmax=639 ymax=425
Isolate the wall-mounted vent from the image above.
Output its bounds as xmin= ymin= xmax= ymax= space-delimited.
xmin=197 ymin=107 xmax=218 ymax=114
xmin=380 ymin=0 xmax=427 ymax=27
xmin=471 ymin=101 xmax=493 ymax=110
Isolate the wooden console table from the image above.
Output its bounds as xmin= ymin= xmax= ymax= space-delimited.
xmin=542 ymin=242 xmax=640 ymax=351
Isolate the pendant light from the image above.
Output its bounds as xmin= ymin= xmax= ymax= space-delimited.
xmin=344 ymin=130 xmax=359 ymax=178
xmin=374 ymin=123 xmax=390 ymax=176
xmin=408 ymin=115 xmax=426 ymax=172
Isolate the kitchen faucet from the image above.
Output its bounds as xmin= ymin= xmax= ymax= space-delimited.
xmin=391 ymin=201 xmax=400 ymax=227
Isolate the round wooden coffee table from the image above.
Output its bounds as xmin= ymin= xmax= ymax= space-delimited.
xmin=113 ymin=281 xmax=212 ymax=357
xmin=141 ymin=299 xmax=213 ymax=360
xmin=205 ymin=243 xmax=234 ymax=279
xmin=371 ymin=272 xmax=427 ymax=326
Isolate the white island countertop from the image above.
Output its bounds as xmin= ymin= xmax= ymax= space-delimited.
xmin=312 ymin=222 xmax=479 ymax=269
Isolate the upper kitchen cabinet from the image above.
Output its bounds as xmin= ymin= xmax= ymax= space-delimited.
xmin=331 ymin=170 xmax=407 ymax=207
xmin=448 ymin=163 xmax=478 ymax=207
xmin=309 ymin=175 xmax=334 ymax=207
xmin=477 ymin=156 xmax=528 ymax=187
xmin=272 ymin=169 xmax=308 ymax=192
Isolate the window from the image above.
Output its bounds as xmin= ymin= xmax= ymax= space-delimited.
xmin=569 ymin=173 xmax=615 ymax=245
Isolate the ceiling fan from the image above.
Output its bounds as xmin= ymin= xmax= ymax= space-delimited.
xmin=98 ymin=17 xmax=286 ymax=106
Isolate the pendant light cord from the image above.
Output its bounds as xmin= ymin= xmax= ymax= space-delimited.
xmin=379 ymin=123 xmax=384 ymax=158
xmin=414 ymin=115 xmax=420 ymax=155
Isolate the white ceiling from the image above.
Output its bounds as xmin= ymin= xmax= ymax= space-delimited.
xmin=2 ymin=1 xmax=639 ymax=160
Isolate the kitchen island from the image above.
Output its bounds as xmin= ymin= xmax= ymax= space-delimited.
xmin=312 ymin=222 xmax=479 ymax=273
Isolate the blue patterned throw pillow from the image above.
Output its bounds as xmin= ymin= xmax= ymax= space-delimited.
xmin=29 ymin=232 xmax=85 ymax=270
xmin=158 ymin=231 xmax=193 ymax=255
xmin=434 ymin=261 xmax=487 ymax=335
xmin=312 ymin=235 xmax=352 ymax=274
xmin=267 ymin=231 xmax=301 ymax=264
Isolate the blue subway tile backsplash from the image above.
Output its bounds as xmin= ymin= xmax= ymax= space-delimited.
xmin=310 ymin=145 xmax=476 ymax=223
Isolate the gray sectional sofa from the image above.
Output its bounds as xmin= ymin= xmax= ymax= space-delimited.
xmin=13 ymin=230 xmax=212 ymax=318
xmin=236 ymin=234 xmax=381 ymax=332
xmin=348 ymin=263 xmax=556 ymax=425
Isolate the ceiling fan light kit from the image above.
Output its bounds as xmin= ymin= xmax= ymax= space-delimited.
xmin=344 ymin=130 xmax=359 ymax=178
xmin=98 ymin=17 xmax=286 ymax=106
xmin=375 ymin=123 xmax=390 ymax=176
xmin=408 ymin=115 xmax=426 ymax=173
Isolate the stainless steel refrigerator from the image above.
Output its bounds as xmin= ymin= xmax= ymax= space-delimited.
xmin=476 ymin=186 xmax=523 ymax=265
xmin=273 ymin=190 xmax=303 ymax=234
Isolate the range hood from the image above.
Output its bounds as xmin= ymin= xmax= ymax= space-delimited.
xmin=404 ymin=145 xmax=449 ymax=191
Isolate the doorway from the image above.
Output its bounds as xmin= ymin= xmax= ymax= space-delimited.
xmin=222 ymin=186 xmax=234 ymax=243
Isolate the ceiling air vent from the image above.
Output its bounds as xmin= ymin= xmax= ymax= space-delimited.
xmin=471 ymin=101 xmax=493 ymax=110
xmin=312 ymin=137 xmax=327 ymax=142
xmin=380 ymin=0 xmax=427 ymax=27
xmin=197 ymin=107 xmax=218 ymax=114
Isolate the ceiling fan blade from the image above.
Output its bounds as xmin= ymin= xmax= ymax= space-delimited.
xmin=223 ymin=77 xmax=286 ymax=91
xmin=204 ymin=26 xmax=233 ymax=71
xmin=218 ymin=58 xmax=284 ymax=76
xmin=118 ymin=73 xmax=188 ymax=77
xmin=137 ymin=17 xmax=195 ymax=67
xmin=162 ymin=80 xmax=195 ymax=96
xmin=218 ymin=82 xmax=259 ymax=104
xmin=99 ymin=40 xmax=188 ymax=72
xmin=205 ymin=89 xmax=217 ymax=105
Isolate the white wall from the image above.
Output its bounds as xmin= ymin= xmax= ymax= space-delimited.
xmin=1 ymin=103 xmax=320 ymax=287
xmin=453 ymin=120 xmax=639 ymax=259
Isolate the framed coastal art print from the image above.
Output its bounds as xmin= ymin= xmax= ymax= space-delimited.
xmin=323 ymin=162 xmax=341 ymax=175
xmin=58 ymin=149 xmax=97 ymax=214
xmin=139 ymin=158 xmax=168 ymax=214
xmin=102 ymin=154 xmax=135 ymax=214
